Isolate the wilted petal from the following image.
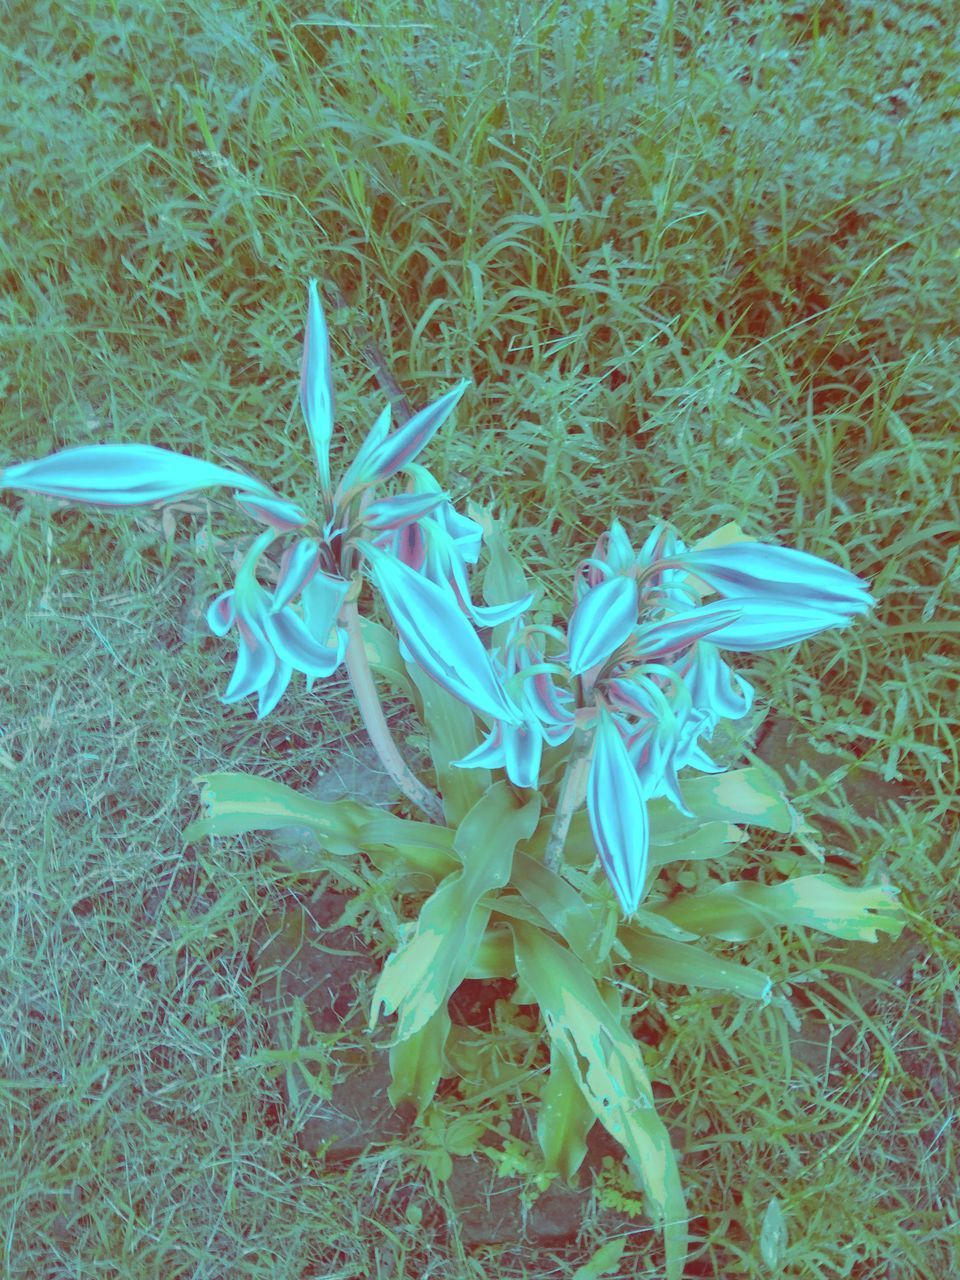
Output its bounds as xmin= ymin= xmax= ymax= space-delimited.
xmin=357 ymin=380 xmax=471 ymax=486
xmin=300 ymin=279 xmax=335 ymax=494
xmin=358 ymin=539 xmax=523 ymax=725
xmin=235 ymin=492 xmax=310 ymax=533
xmin=700 ymin=598 xmax=861 ymax=651
xmin=669 ymin=542 xmax=874 ymax=614
xmin=271 ymin=539 xmax=323 ymax=613
xmin=1 ymin=443 xmax=273 ymax=506
xmin=587 ymin=709 xmax=650 ymax=916
xmin=566 ymin=575 xmax=638 ymax=675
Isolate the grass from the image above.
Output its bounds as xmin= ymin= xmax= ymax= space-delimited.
xmin=1 ymin=0 xmax=958 ymax=1275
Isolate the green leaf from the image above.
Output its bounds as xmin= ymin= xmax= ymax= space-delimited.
xmin=405 ymin=660 xmax=491 ymax=828
xmin=759 ymin=1196 xmax=788 ymax=1270
xmin=509 ymin=922 xmax=688 ymax=1280
xmin=649 ymin=874 xmax=905 ymax=943
xmin=386 ymin=1004 xmax=452 ymax=1119
xmin=360 ymin=813 xmax=461 ymax=880
xmin=619 ymin=929 xmax=773 ymax=1001
xmin=648 ymin=821 xmax=747 ymax=868
xmin=537 ymin=1037 xmax=596 ymax=1182
xmin=464 ymin=923 xmax=517 ymax=979
xmin=511 ymin=850 xmax=612 ymax=975
xmin=653 ymin=762 xmax=797 ymax=837
xmin=183 ymin=771 xmax=377 ymax=853
xmin=369 ymin=783 xmax=540 ymax=1043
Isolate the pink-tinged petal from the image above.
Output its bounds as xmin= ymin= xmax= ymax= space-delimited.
xmin=451 ymin=723 xmax=506 ymax=772
xmin=566 ymin=575 xmax=638 ymax=675
xmin=396 ymin=521 xmax=427 ymax=571
xmin=235 ymin=492 xmax=310 ymax=533
xmin=503 ymin=717 xmax=543 ymax=790
xmin=222 ymin=611 xmax=277 ymax=703
xmin=542 ymin=719 xmax=576 ymax=748
xmin=1 ymin=443 xmax=273 ymax=506
xmin=586 ymin=709 xmax=650 ymax=916
xmin=357 ymin=380 xmax=471 ymax=486
xmin=676 ymin=644 xmax=754 ymax=722
xmin=362 ymin=489 xmax=450 ymax=531
xmin=667 ymin=542 xmax=875 ymax=614
xmin=334 ymin=403 xmax=393 ymax=504
xmin=632 ymin=601 xmax=744 ymax=661
xmin=698 ymin=598 xmax=861 ymax=651
xmin=206 ymin=589 xmax=237 ymax=637
xmin=300 ymin=279 xmax=335 ymax=493
xmin=358 ymin=538 xmax=523 ymax=726
xmin=271 ymin=539 xmax=323 ymax=613
xmin=263 ymin=606 xmax=347 ymax=679
xmin=257 ymin=659 xmax=294 ymax=719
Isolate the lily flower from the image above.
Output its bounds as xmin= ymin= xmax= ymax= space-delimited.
xmin=586 ymin=706 xmax=651 ymax=916
xmin=451 ymin=619 xmax=575 ymax=788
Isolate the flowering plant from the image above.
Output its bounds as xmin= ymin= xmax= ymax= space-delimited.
xmin=2 ymin=283 xmax=903 ymax=1279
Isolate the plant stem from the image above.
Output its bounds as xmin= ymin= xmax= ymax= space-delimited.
xmin=340 ymin=596 xmax=445 ymax=824
xmin=544 ymin=729 xmax=595 ymax=873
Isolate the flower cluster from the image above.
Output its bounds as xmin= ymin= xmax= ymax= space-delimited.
xmin=0 ymin=282 xmax=875 ymax=918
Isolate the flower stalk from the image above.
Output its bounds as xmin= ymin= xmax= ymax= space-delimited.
xmin=544 ymin=728 xmax=595 ymax=874
xmin=340 ymin=593 xmax=445 ymax=824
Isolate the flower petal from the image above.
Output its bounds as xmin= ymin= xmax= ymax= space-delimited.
xmin=257 ymin=659 xmax=294 ymax=719
xmin=235 ymin=492 xmax=310 ymax=533
xmin=669 ymin=542 xmax=874 ymax=614
xmin=263 ymin=606 xmax=348 ymax=679
xmin=451 ymin=723 xmax=507 ymax=772
xmin=700 ymin=598 xmax=861 ymax=651
xmin=206 ymin=589 xmax=237 ymax=637
xmin=566 ymin=575 xmax=638 ymax=675
xmin=358 ymin=380 xmax=471 ymax=486
xmin=363 ymin=489 xmax=450 ymax=530
xmin=222 ymin=610 xmax=277 ymax=703
xmin=358 ymin=539 xmax=523 ymax=725
xmin=334 ymin=403 xmax=393 ymax=503
xmin=587 ymin=709 xmax=650 ymax=916
xmin=300 ymin=279 xmax=335 ymax=494
xmin=503 ymin=716 xmax=543 ymax=790
xmin=632 ymin=601 xmax=744 ymax=662
xmin=1 ymin=444 xmax=273 ymax=506
xmin=271 ymin=539 xmax=323 ymax=613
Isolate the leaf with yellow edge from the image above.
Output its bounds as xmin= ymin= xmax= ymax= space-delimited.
xmin=509 ymin=921 xmax=687 ymax=1280
xmin=648 ymin=874 xmax=905 ymax=943
xmin=369 ymin=783 xmax=540 ymax=1044
xmin=619 ymin=928 xmax=773 ymax=1001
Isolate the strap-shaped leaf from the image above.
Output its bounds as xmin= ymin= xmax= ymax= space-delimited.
xmin=369 ymin=783 xmax=540 ymax=1044
xmin=183 ymin=772 xmax=377 ymax=854
xmin=648 ymin=821 xmax=747 ymax=869
xmin=537 ymin=1037 xmax=596 ymax=1182
xmin=511 ymin=850 xmax=613 ymax=975
xmin=464 ymin=923 xmax=517 ymax=979
xmin=645 ymin=761 xmax=796 ymax=840
xmin=386 ymin=1004 xmax=452 ymax=1119
xmin=509 ymin=921 xmax=687 ymax=1280
xmin=405 ymin=659 xmax=491 ymax=828
xmin=648 ymin=874 xmax=905 ymax=943
xmin=619 ymin=928 xmax=773 ymax=1001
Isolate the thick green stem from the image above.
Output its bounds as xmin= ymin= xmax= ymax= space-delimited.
xmin=544 ymin=729 xmax=595 ymax=874
xmin=340 ymin=596 xmax=445 ymax=824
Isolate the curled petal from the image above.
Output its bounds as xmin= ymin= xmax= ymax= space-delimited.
xmin=359 ymin=539 xmax=523 ymax=726
xmin=451 ymin=723 xmax=506 ymax=772
xmin=271 ymin=539 xmax=323 ymax=613
xmin=222 ymin=611 xmax=277 ymax=704
xmin=675 ymin=643 xmax=754 ymax=723
xmin=1 ymin=443 xmax=273 ymax=506
xmin=301 ymin=567 xmax=351 ymax=641
xmin=668 ymin=542 xmax=874 ymax=614
xmin=257 ymin=659 xmax=294 ymax=720
xmin=263 ymin=606 xmax=347 ymax=680
xmin=206 ymin=589 xmax=237 ymax=637
xmin=235 ymin=492 xmax=310 ymax=533
xmin=300 ymin=279 xmax=335 ymax=493
xmin=566 ymin=575 xmax=638 ymax=675
xmin=587 ymin=709 xmax=650 ymax=916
